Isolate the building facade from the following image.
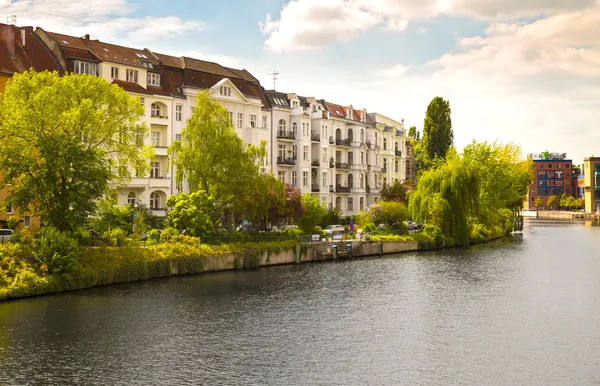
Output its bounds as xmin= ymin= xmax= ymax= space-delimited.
xmin=582 ymin=157 xmax=600 ymax=214
xmin=0 ymin=22 xmax=410 ymax=222
xmin=525 ymin=152 xmax=574 ymax=210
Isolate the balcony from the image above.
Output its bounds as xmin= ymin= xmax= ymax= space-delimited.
xmin=368 ymin=165 xmax=380 ymax=172
xmin=311 ymin=184 xmax=320 ymax=193
xmin=277 ymin=156 xmax=297 ymax=166
xmin=311 ymin=159 xmax=320 ymax=167
xmin=336 ymin=162 xmax=350 ymax=170
xmin=277 ymin=130 xmax=296 ymax=141
xmin=311 ymin=132 xmax=321 ymax=142
xmin=336 ymin=185 xmax=351 ymax=193
xmin=395 ymin=150 xmax=402 ymax=157
xmin=336 ymin=138 xmax=352 ymax=147
xmin=382 ymin=167 xmax=388 ymax=173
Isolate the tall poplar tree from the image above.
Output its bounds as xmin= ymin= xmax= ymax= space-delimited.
xmin=421 ymin=96 xmax=453 ymax=163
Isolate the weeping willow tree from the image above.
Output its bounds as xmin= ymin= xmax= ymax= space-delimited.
xmin=409 ymin=149 xmax=480 ymax=246
xmin=409 ymin=142 xmax=533 ymax=245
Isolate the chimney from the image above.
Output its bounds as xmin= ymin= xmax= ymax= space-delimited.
xmin=2 ymin=27 xmax=15 ymax=58
xmin=20 ymin=29 xmax=25 ymax=46
xmin=85 ymin=34 xmax=90 ymax=40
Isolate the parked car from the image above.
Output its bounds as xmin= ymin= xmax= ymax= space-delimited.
xmin=404 ymin=221 xmax=418 ymax=230
xmin=237 ymin=223 xmax=256 ymax=232
xmin=324 ymin=225 xmax=344 ymax=235
xmin=0 ymin=229 xmax=14 ymax=243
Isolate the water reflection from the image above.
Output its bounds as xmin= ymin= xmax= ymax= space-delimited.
xmin=1 ymin=221 xmax=599 ymax=385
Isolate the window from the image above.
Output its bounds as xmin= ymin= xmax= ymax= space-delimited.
xmin=111 ymin=67 xmax=119 ymax=79
xmin=278 ymin=171 xmax=285 ymax=184
xmin=220 ymin=86 xmax=232 ymax=96
xmin=348 ymin=152 xmax=353 ymax=165
xmin=566 ymin=164 xmax=570 ymax=168
xmin=151 ymin=103 xmax=161 ymax=117
xmin=237 ymin=113 xmax=243 ymax=128
xmin=6 ymin=205 xmax=12 ymax=214
xmin=395 ymin=160 xmax=399 ymax=173
xmin=348 ymin=174 xmax=353 ymax=188
xmin=176 ymin=134 xmax=182 ymax=141
xmin=383 ymin=158 xmax=387 ymax=171
xmin=293 ymin=122 xmax=298 ymax=134
xmin=292 ymin=145 xmax=297 ymax=159
xmin=383 ymin=138 xmax=387 ymax=150
xmin=127 ymin=192 xmax=136 ymax=206
xmin=303 ymin=171 xmax=309 ymax=186
xmin=228 ymin=112 xmax=234 ymax=123
xmin=151 ymin=131 xmax=160 ymax=146
xmin=278 ymin=144 xmax=286 ymax=159
xmin=126 ymin=69 xmax=138 ymax=83
xmin=360 ymin=129 xmax=364 ymax=142
xmin=303 ymin=146 xmax=309 ymax=161
xmin=262 ymin=116 xmax=268 ymax=129
xmin=73 ymin=60 xmax=97 ymax=75
xmin=557 ymin=164 xmax=562 ymax=169
xmin=347 ymin=198 xmax=353 ymax=211
xmin=150 ymin=162 xmax=160 ymax=178
xmin=250 ymin=115 xmax=257 ymax=128
xmin=278 ymin=119 xmax=286 ymax=131
xmin=360 ymin=197 xmax=364 ymax=211
xmin=322 ymin=172 xmax=327 ymax=187
xmin=176 ymin=105 xmax=183 ymax=121
xmin=147 ymin=73 xmax=160 ymax=86
xmin=24 ymin=216 xmax=31 ymax=229
xmin=360 ymin=174 xmax=364 ymax=188
xmin=150 ymin=192 xmax=160 ymax=210
xmin=322 ymin=148 xmax=327 ymax=162
xmin=292 ymin=171 xmax=297 ymax=186
xmin=548 ymin=164 xmax=553 ymax=168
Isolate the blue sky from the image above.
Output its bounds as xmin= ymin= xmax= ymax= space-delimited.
xmin=3 ymin=0 xmax=600 ymax=163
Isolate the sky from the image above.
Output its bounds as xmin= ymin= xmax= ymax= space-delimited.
xmin=2 ymin=0 xmax=600 ymax=163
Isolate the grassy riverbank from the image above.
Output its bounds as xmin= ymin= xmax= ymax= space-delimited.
xmin=0 ymin=237 xmax=297 ymax=301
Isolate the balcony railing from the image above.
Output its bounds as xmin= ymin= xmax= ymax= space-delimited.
xmin=277 ymin=130 xmax=296 ymax=140
xmin=277 ymin=156 xmax=297 ymax=165
xmin=336 ymin=162 xmax=350 ymax=169
xmin=395 ymin=150 xmax=402 ymax=157
xmin=311 ymin=184 xmax=320 ymax=193
xmin=311 ymin=132 xmax=321 ymax=142
xmin=311 ymin=159 xmax=320 ymax=167
xmin=336 ymin=185 xmax=351 ymax=193
xmin=336 ymin=138 xmax=352 ymax=147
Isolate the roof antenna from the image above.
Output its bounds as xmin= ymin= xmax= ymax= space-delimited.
xmin=6 ymin=15 xmax=17 ymax=25
xmin=268 ymin=70 xmax=279 ymax=90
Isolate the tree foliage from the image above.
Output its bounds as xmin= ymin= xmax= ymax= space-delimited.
xmin=166 ymin=191 xmax=215 ymax=237
xmin=242 ymin=173 xmax=290 ymax=233
xmin=170 ymin=91 xmax=263 ymax=226
xmin=409 ymin=142 xmax=532 ymax=245
xmin=421 ymin=96 xmax=453 ymax=163
xmin=0 ymin=70 xmax=148 ymax=232
xmin=546 ymin=195 xmax=559 ymax=210
xmin=380 ymin=180 xmax=408 ymax=203
xmin=367 ymin=201 xmax=410 ymax=228
xmin=298 ymin=194 xmax=326 ymax=233
xmin=535 ymin=197 xmax=544 ymax=209
xmin=89 ymin=194 xmax=134 ymax=235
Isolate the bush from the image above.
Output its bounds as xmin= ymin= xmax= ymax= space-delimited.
xmin=284 ymin=227 xmax=303 ymax=239
xmin=160 ymin=227 xmax=179 ymax=243
xmin=34 ymin=227 xmax=80 ymax=275
xmin=424 ymin=225 xmax=445 ymax=247
xmin=469 ymin=223 xmax=491 ymax=244
xmin=363 ymin=222 xmax=376 ymax=233
xmin=103 ymin=228 xmax=128 ymax=247
xmin=147 ymin=229 xmax=161 ymax=244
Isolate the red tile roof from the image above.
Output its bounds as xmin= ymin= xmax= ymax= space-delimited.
xmin=84 ymin=39 xmax=158 ymax=69
xmin=111 ymin=79 xmax=154 ymax=96
xmin=0 ymin=25 xmax=62 ymax=75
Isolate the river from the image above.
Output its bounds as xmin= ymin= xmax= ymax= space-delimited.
xmin=1 ymin=219 xmax=599 ymax=385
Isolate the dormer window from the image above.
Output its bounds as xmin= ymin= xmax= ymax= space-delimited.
xmin=73 ymin=60 xmax=97 ymax=75
xmin=126 ymin=69 xmax=138 ymax=83
xmin=220 ymin=86 xmax=232 ymax=96
xmin=148 ymin=73 xmax=160 ymax=87
xmin=361 ymin=112 xmax=366 ymax=122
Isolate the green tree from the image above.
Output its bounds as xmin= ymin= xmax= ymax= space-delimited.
xmin=408 ymin=126 xmax=417 ymax=138
xmin=89 ymin=194 xmax=134 ymax=235
xmin=298 ymin=194 xmax=326 ymax=233
xmin=242 ymin=173 xmax=290 ymax=233
xmin=321 ymin=207 xmax=342 ymax=227
xmin=166 ymin=191 xmax=215 ymax=237
xmin=0 ymin=70 xmax=148 ymax=232
xmin=380 ymin=180 xmax=407 ymax=203
xmin=368 ymin=201 xmax=410 ymax=228
xmin=421 ymin=96 xmax=453 ymax=163
xmin=546 ymin=195 xmax=559 ymax=210
xmin=535 ymin=197 xmax=544 ymax=210
xmin=170 ymin=91 xmax=262 ymax=227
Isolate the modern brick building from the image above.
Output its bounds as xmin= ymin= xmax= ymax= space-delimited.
xmin=525 ymin=152 xmax=574 ymax=210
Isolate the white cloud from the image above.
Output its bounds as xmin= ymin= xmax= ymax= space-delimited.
xmin=1 ymin=0 xmax=204 ymax=45
xmin=377 ymin=64 xmax=410 ymax=78
xmin=261 ymin=0 xmax=595 ymax=52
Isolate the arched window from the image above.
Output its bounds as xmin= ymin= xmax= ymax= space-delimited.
xmin=360 ymin=173 xmax=364 ymax=188
xmin=151 ymin=103 xmax=161 ymax=117
xmin=335 ymin=197 xmax=342 ymax=210
xmin=292 ymin=122 xmax=298 ymax=134
xmin=127 ymin=192 xmax=136 ymax=206
xmin=336 ymin=128 xmax=342 ymax=140
xmin=278 ymin=119 xmax=287 ymax=131
xmin=360 ymin=129 xmax=364 ymax=142
xmin=347 ymin=197 xmax=353 ymax=211
xmin=150 ymin=192 xmax=160 ymax=210
xmin=348 ymin=129 xmax=353 ymax=142
xmin=360 ymin=197 xmax=364 ymax=211
xmin=348 ymin=174 xmax=354 ymax=188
